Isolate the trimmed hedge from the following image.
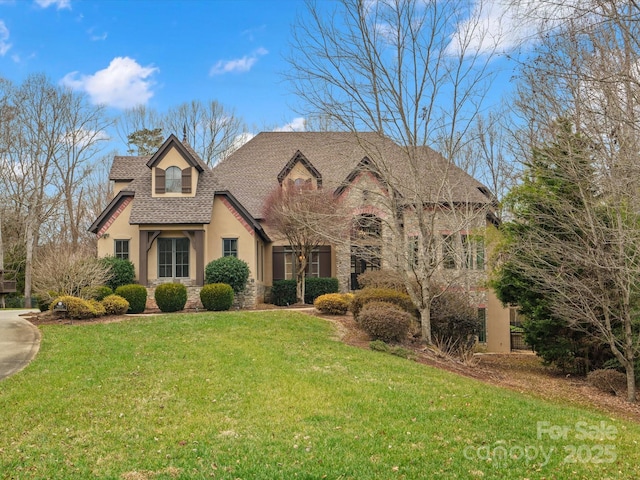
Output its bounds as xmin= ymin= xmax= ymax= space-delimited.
xmin=101 ymin=294 xmax=130 ymax=316
xmin=314 ymin=293 xmax=350 ymax=315
xmin=351 ymin=287 xmax=416 ymax=320
xmin=270 ymin=280 xmax=297 ymax=306
xmin=205 ymin=256 xmax=250 ymax=294
xmin=200 ymin=283 xmax=234 ymax=311
xmin=155 ymin=283 xmax=187 ymax=313
xmin=358 ymin=301 xmax=412 ymax=343
xmin=304 ymin=277 xmax=339 ymax=303
xmin=270 ymin=277 xmax=340 ymax=306
xmin=114 ymin=284 xmax=147 ymax=314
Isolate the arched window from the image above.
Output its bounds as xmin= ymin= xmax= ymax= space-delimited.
xmin=166 ymin=166 xmax=182 ymax=193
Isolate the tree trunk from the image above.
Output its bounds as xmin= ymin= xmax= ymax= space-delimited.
xmin=24 ymin=219 xmax=34 ymax=309
xmin=419 ymin=304 xmax=432 ymax=344
xmin=296 ymin=271 xmax=306 ymax=304
xmin=625 ymin=362 xmax=636 ymax=403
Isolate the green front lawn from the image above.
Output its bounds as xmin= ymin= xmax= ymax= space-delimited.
xmin=1 ymin=311 xmax=638 ymax=479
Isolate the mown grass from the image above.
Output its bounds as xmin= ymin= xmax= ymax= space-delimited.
xmin=1 ymin=311 xmax=639 ymax=479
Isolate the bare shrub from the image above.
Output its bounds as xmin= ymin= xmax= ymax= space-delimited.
xmin=587 ymin=369 xmax=627 ymax=397
xmin=33 ymin=244 xmax=111 ymax=297
xmin=431 ymin=290 xmax=480 ymax=362
xmin=357 ymin=270 xmax=406 ymax=292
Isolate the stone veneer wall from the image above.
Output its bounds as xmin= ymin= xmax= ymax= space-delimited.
xmin=145 ymin=278 xmax=258 ymax=311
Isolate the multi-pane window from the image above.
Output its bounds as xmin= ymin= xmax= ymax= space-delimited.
xmin=165 ymin=166 xmax=182 ymax=193
xmin=442 ymin=235 xmax=456 ymax=269
xmin=114 ymin=239 xmax=129 ymax=260
xmin=462 ymin=234 xmax=485 ymax=270
xmin=223 ymin=238 xmax=238 ymax=257
xmin=478 ymin=308 xmax=487 ymax=343
xmin=476 ymin=237 xmax=485 ymax=269
xmin=284 ymin=248 xmax=320 ymax=280
xmin=158 ymin=237 xmax=189 ymax=278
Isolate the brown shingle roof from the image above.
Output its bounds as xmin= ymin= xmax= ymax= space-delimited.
xmin=212 ymin=132 xmax=492 ymax=218
xmin=107 ymin=138 xmax=228 ymax=225
xmin=128 ymin=169 xmax=224 ymax=224
xmin=109 ymin=156 xmax=150 ymax=181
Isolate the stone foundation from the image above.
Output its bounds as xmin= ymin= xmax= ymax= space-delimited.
xmin=145 ymin=277 xmax=258 ymax=311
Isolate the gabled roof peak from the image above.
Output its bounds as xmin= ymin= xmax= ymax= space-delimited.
xmin=276 ymin=150 xmax=323 ymax=186
xmin=146 ymin=134 xmax=205 ymax=172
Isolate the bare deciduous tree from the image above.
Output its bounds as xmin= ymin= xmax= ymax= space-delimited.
xmin=163 ymin=100 xmax=246 ymax=166
xmin=0 ymin=74 xmax=110 ymax=306
xmin=502 ymin=0 xmax=640 ymax=402
xmin=263 ymin=183 xmax=348 ymax=303
xmin=287 ymin=0 xmax=500 ymax=342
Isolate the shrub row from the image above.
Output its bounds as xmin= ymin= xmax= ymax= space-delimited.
xmin=49 ymin=294 xmax=129 ymax=319
xmin=270 ymin=277 xmax=340 ymax=306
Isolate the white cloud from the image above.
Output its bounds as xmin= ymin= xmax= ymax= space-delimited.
xmin=87 ymin=27 xmax=107 ymax=41
xmin=209 ymin=47 xmax=268 ymax=76
xmin=60 ymin=127 xmax=110 ymax=147
xmin=0 ymin=20 xmax=12 ymax=56
xmin=35 ymin=0 xmax=71 ymax=9
xmin=61 ymin=57 xmax=158 ymax=109
xmin=447 ymin=0 xmax=579 ymax=57
xmin=274 ymin=117 xmax=306 ymax=132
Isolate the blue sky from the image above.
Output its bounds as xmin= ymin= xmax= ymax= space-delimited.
xmin=0 ymin=0 xmax=565 ymax=144
xmin=0 ymin=0 xmax=309 ymax=132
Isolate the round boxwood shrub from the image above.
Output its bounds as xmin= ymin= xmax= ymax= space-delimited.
xmin=114 ymin=284 xmax=147 ymax=314
xmin=101 ymin=256 xmax=136 ymax=291
xmin=205 ymin=256 xmax=249 ymax=294
xmin=350 ymin=287 xmax=416 ymax=320
xmin=80 ymin=285 xmax=113 ymax=301
xmin=101 ymin=294 xmax=130 ymax=316
xmin=358 ymin=301 xmax=412 ymax=343
xmin=200 ymin=283 xmax=234 ymax=311
xmin=49 ymin=295 xmax=100 ymax=320
xmin=155 ymin=283 xmax=187 ymax=313
xmin=314 ymin=293 xmax=350 ymax=315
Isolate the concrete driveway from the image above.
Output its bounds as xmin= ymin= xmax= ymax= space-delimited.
xmin=0 ymin=310 xmax=41 ymax=381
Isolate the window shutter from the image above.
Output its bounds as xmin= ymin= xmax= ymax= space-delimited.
xmin=155 ymin=167 xmax=165 ymax=194
xmin=182 ymin=167 xmax=192 ymax=193
xmin=319 ymin=246 xmax=331 ymax=277
xmin=272 ymin=246 xmax=285 ymax=281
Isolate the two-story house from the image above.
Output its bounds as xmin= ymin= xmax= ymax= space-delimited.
xmin=90 ymin=132 xmax=511 ymax=352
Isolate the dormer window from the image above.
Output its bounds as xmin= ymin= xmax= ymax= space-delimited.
xmin=155 ymin=166 xmax=192 ymax=194
xmin=166 ymin=166 xmax=182 ymax=193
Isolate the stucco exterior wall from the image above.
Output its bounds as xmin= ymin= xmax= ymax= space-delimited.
xmin=486 ymin=289 xmax=511 ymax=353
xmin=96 ymin=200 xmax=140 ymax=279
